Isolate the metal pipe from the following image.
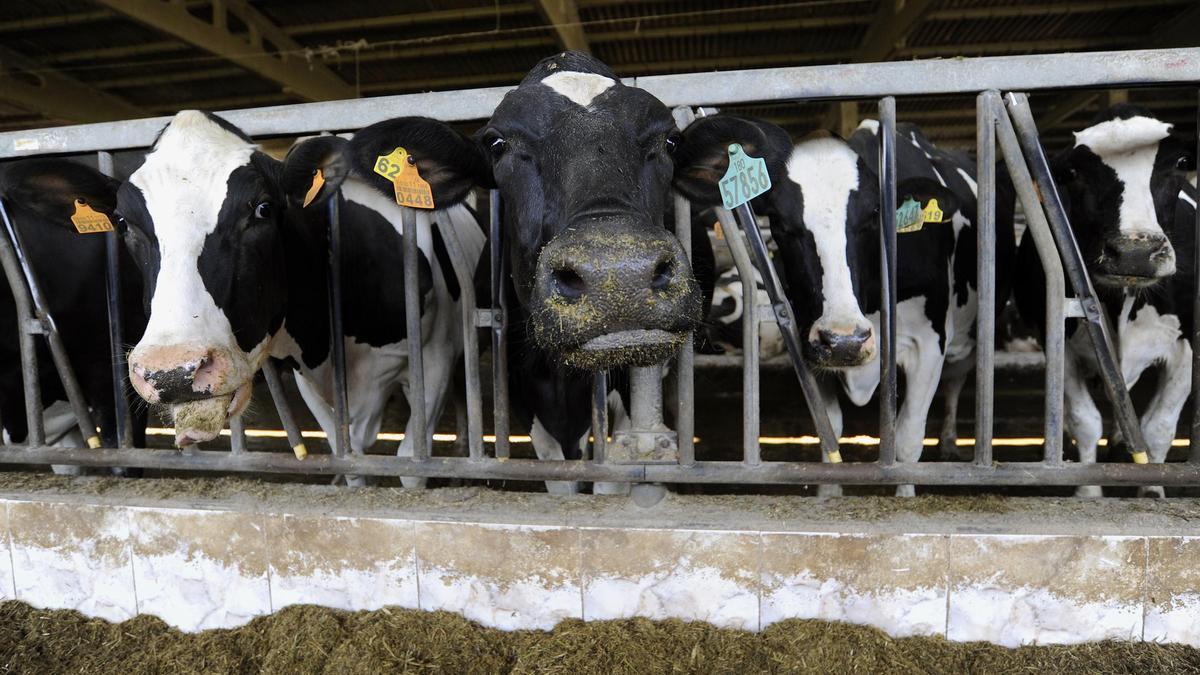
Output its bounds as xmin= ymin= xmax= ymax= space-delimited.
xmin=994 ymin=100 xmax=1067 ymax=464
xmin=489 ymin=190 xmax=510 ymax=459
xmin=714 ymin=208 xmax=761 ymax=465
xmin=0 ymin=199 xmax=42 ymax=445
xmin=401 ymin=208 xmax=428 ymax=460
xmin=229 ymin=416 xmax=246 ymax=455
xmin=592 ymin=370 xmax=607 ymax=463
xmin=1192 ymin=88 xmax=1200 ymax=464
xmin=98 ymin=151 xmax=132 ymax=449
xmin=974 ymin=92 xmax=998 ymax=467
xmin=325 ymin=195 xmax=352 ymax=457
xmin=673 ymin=193 xmax=695 ymax=466
xmin=1005 ymin=92 xmax=1149 ymax=462
xmin=262 ymin=360 xmax=307 ymax=460
xmin=877 ymin=97 xmax=898 ymax=466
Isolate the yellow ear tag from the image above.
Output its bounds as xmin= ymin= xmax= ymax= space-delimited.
xmin=922 ymin=198 xmax=944 ymax=224
xmin=70 ymin=199 xmax=114 ymax=234
xmin=393 ymin=164 xmax=435 ymax=210
xmin=713 ymin=220 xmax=724 ymax=240
xmin=373 ymin=147 xmax=409 ymax=180
xmin=302 ymin=169 xmax=325 ymax=208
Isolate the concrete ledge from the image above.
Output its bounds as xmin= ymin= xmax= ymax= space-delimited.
xmin=1 ymin=474 xmax=1199 ymax=646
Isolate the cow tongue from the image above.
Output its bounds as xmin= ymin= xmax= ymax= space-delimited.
xmin=172 ymin=395 xmax=232 ymax=447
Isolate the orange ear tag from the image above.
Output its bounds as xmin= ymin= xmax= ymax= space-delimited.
xmin=302 ymin=168 xmax=325 ymax=208
xmin=392 ymin=164 xmax=435 ymax=210
xmin=70 ymin=199 xmax=114 ymax=234
xmin=713 ymin=220 xmax=725 ymax=240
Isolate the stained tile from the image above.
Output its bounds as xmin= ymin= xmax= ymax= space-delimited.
xmin=1145 ymin=536 xmax=1200 ymax=647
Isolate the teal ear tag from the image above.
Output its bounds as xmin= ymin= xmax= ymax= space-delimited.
xmin=720 ymin=143 xmax=771 ymax=210
xmin=896 ymin=197 xmax=923 ymax=233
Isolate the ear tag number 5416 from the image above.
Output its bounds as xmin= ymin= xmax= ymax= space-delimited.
xmin=374 ymin=147 xmax=435 ymax=210
xmin=720 ymin=143 xmax=771 ymax=210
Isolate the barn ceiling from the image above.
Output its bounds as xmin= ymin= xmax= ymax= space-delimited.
xmin=0 ymin=0 xmax=1196 ymax=149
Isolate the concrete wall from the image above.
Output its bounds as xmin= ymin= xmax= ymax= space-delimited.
xmin=1 ymin=475 xmax=1199 ymax=647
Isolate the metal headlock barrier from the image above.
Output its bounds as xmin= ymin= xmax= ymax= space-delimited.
xmin=1 ymin=47 xmax=1199 ymax=490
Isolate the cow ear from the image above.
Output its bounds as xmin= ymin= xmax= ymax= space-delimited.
xmin=673 ymin=116 xmax=789 ymax=205
xmin=896 ymin=176 xmax=961 ymax=221
xmin=347 ymin=117 xmax=492 ymax=207
xmin=0 ymin=158 xmax=120 ymax=227
xmin=281 ymin=135 xmax=350 ymax=209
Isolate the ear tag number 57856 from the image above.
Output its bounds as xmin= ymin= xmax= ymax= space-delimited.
xmin=720 ymin=143 xmax=771 ymax=210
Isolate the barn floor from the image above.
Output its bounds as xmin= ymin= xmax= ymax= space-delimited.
xmin=2 ymin=600 xmax=1198 ymax=675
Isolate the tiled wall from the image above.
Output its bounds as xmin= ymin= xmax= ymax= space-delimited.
xmin=1 ymin=497 xmax=1197 ymax=646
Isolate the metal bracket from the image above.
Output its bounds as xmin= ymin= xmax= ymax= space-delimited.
xmin=22 ymin=318 xmax=46 ymax=335
xmin=1064 ymin=298 xmax=1086 ymax=318
xmin=607 ymin=430 xmax=679 ymax=464
xmin=474 ymin=308 xmax=500 ymax=328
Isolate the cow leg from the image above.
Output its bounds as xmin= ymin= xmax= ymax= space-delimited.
xmin=1063 ymin=354 xmax=1104 ymax=498
xmin=816 ymin=378 xmax=845 ymax=498
xmin=937 ymin=355 xmax=974 ymax=461
xmin=893 ymin=338 xmax=947 ymax=498
xmin=530 ymin=416 xmax=580 ymax=495
xmin=594 ymin=391 xmax=631 ymax=496
xmin=293 ymin=372 xmax=368 ymax=487
xmin=1137 ymin=339 xmax=1192 ymax=498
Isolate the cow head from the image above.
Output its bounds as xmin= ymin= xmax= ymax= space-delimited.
xmin=675 ymin=116 xmax=956 ymax=370
xmin=115 ymin=111 xmax=346 ymax=445
xmin=1055 ymin=105 xmax=1192 ymax=289
xmin=346 ymin=52 xmax=707 ymax=369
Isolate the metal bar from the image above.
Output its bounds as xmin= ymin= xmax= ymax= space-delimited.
xmin=974 ymin=92 xmax=998 ymax=467
xmin=5 ymin=48 xmax=1200 ymax=158
xmin=673 ymin=193 xmax=695 ymax=467
xmin=97 ymin=151 xmax=132 ymax=449
xmin=714 ymin=208 xmax=760 ymax=465
xmin=994 ymin=99 xmax=1067 ymax=464
xmin=262 ymin=361 xmax=307 ymax=460
xmin=1192 ymin=87 xmax=1200 ymax=464
xmin=6 ymin=444 xmax=1200 ymax=486
xmin=1005 ymin=92 xmax=1150 ymax=462
xmin=325 ymin=195 xmax=351 ymax=457
xmin=592 ymin=370 xmax=607 ymax=464
xmin=430 ymin=211 xmax=484 ymax=461
xmin=489 ymin=190 xmax=511 ymax=459
xmin=0 ymin=199 xmax=43 ymax=445
xmin=229 ymin=416 xmax=246 ymax=455
xmin=401 ymin=208 xmax=428 ymax=460
xmin=877 ymin=96 xmax=899 ymax=466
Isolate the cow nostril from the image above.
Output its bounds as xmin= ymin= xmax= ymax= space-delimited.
xmin=651 ymin=260 xmax=674 ymax=290
xmin=553 ymin=268 xmax=587 ymax=301
xmin=1103 ymin=241 xmax=1123 ymax=261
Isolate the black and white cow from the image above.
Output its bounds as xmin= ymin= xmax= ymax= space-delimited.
xmin=343 ymin=52 xmax=732 ymax=493
xmin=675 ymin=117 xmax=1015 ymax=495
xmin=0 ymin=159 xmax=149 ymax=458
xmin=1014 ymin=105 xmax=1195 ymax=497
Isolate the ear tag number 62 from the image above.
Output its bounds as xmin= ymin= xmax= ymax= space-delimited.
xmin=720 ymin=143 xmax=771 ymax=210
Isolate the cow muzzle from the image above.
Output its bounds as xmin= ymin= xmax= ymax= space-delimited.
xmin=128 ymin=344 xmax=253 ymax=446
xmin=806 ymin=324 xmax=876 ymax=368
xmin=1097 ymin=232 xmax=1175 ymax=286
xmin=530 ymin=220 xmax=701 ymax=369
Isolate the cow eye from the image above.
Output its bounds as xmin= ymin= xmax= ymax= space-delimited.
xmin=1177 ymin=156 xmax=1193 ymax=171
xmin=253 ymin=201 xmax=274 ymax=220
xmin=486 ymin=135 xmax=508 ymax=159
xmin=665 ymin=135 xmax=680 ymax=154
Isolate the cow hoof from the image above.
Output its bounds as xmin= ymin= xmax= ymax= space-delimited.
xmin=399 ymin=476 xmax=427 ymax=490
xmin=1138 ymin=486 xmax=1166 ymax=499
xmin=895 ymin=484 xmax=916 ymax=498
xmin=815 ymin=484 xmax=843 ymax=498
xmin=545 ymin=481 xmax=580 ymax=496
xmin=1075 ymin=485 xmax=1103 ymax=498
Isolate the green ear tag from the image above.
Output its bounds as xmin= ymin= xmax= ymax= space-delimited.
xmin=896 ymin=197 xmax=923 ymax=233
xmin=720 ymin=143 xmax=771 ymax=210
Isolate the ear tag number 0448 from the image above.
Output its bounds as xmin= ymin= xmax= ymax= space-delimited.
xmin=720 ymin=143 xmax=771 ymax=210
xmin=70 ymin=199 xmax=114 ymax=234
xmin=374 ymin=147 xmax=435 ymax=210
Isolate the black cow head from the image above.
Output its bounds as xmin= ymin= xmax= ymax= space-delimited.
xmin=676 ymin=116 xmax=958 ymax=370
xmin=1054 ymin=104 xmax=1192 ymax=290
xmin=346 ymin=52 xmax=712 ymax=369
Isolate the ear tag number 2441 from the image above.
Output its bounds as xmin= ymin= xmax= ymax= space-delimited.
xmin=720 ymin=143 xmax=771 ymax=210
xmin=374 ymin=147 xmax=435 ymax=210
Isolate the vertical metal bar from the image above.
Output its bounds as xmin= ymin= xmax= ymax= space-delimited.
xmin=262 ymin=361 xmax=307 ymax=460
xmin=994 ymin=102 xmax=1066 ymax=463
xmin=326 ymin=194 xmax=351 ymax=457
xmin=401 ymin=207 xmax=428 ymax=460
xmin=877 ymin=96 xmax=899 ymax=466
xmin=229 ymin=416 xmax=246 ymax=455
xmin=489 ymin=190 xmax=511 ymax=459
xmin=1192 ymin=88 xmax=1200 ymax=464
xmin=974 ymin=92 xmax=998 ymax=467
xmin=673 ymin=193 xmax=695 ymax=466
xmin=0 ymin=199 xmax=42 ymax=445
xmin=715 ymin=208 xmax=760 ymax=465
xmin=592 ymin=370 xmax=607 ymax=463
xmin=97 ymin=151 xmax=132 ymax=449
xmin=1005 ymin=92 xmax=1149 ymax=462
xmin=430 ymin=212 xmax=483 ymax=461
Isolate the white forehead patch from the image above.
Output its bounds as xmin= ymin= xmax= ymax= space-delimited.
xmin=1073 ymin=115 xmax=1172 ymax=155
xmin=541 ymin=71 xmax=616 ymax=107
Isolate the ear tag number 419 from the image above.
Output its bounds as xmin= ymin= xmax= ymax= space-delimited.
xmin=720 ymin=143 xmax=771 ymax=210
xmin=374 ymin=147 xmax=435 ymax=210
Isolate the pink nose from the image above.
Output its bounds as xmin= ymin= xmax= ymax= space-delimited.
xmin=128 ymin=345 xmax=229 ymax=404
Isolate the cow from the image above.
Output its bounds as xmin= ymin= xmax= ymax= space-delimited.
xmin=674 ymin=117 xmax=1016 ymax=496
xmin=1014 ymin=104 xmax=1195 ymax=497
xmin=0 ymin=158 xmax=149 ymax=465
xmin=342 ymin=52 xmax=733 ymax=493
